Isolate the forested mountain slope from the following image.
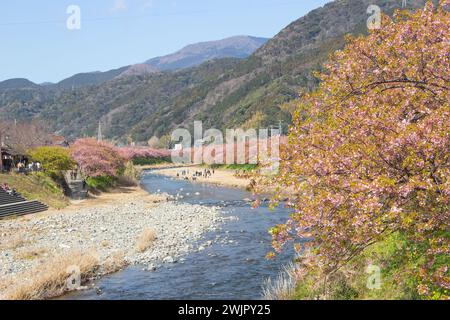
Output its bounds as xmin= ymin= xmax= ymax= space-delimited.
xmin=0 ymin=0 xmax=431 ymax=143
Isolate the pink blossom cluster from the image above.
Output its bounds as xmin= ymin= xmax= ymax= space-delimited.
xmin=266 ymin=2 xmax=449 ymax=299
xmin=70 ymin=138 xmax=125 ymax=177
xmin=71 ymin=139 xmax=171 ymax=176
xmin=117 ymin=146 xmax=171 ymax=161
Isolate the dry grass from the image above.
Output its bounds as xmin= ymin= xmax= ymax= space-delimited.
xmin=15 ymin=247 xmax=48 ymax=261
xmin=101 ymin=240 xmax=110 ymax=248
xmin=0 ymin=277 xmax=13 ymax=294
xmin=0 ymin=234 xmax=26 ymax=250
xmin=102 ymin=251 xmax=127 ymax=274
xmin=1 ymin=250 xmax=100 ymax=300
xmin=136 ymin=228 xmax=157 ymax=253
xmin=262 ymin=262 xmax=298 ymax=300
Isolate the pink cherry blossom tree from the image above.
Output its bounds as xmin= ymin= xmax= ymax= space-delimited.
xmin=70 ymin=138 xmax=125 ymax=177
xmin=267 ymin=2 xmax=449 ymax=299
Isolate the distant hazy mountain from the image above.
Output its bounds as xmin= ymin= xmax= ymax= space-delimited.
xmin=0 ymin=35 xmax=267 ymax=91
xmin=115 ymin=64 xmax=160 ymax=79
xmin=146 ymin=36 xmax=269 ymax=71
xmin=0 ymin=78 xmax=39 ymax=90
xmin=54 ymin=66 xmax=130 ymax=90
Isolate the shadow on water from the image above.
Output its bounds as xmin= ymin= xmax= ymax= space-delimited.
xmin=64 ymin=171 xmax=294 ymax=300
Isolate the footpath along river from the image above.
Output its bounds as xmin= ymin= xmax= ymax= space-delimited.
xmin=65 ymin=170 xmax=294 ymax=300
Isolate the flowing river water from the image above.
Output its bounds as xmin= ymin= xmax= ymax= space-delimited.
xmin=65 ymin=171 xmax=294 ymax=300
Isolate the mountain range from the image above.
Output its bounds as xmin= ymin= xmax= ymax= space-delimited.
xmin=145 ymin=36 xmax=269 ymax=71
xmin=0 ymin=36 xmax=268 ymax=91
xmin=0 ymin=0 xmax=432 ymax=143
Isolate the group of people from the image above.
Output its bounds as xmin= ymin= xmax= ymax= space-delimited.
xmin=176 ymin=168 xmax=215 ymax=181
xmin=69 ymin=170 xmax=80 ymax=180
xmin=1 ymin=183 xmax=19 ymax=196
xmin=27 ymin=162 xmax=42 ymax=172
xmin=13 ymin=161 xmax=42 ymax=174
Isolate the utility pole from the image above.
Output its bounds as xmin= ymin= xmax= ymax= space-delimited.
xmin=278 ymin=120 xmax=283 ymax=136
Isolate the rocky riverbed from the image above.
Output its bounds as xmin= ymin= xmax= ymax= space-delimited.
xmin=0 ymin=192 xmax=226 ymax=297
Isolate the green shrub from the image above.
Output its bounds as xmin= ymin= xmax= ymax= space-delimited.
xmin=209 ymin=164 xmax=258 ymax=171
xmin=85 ymin=175 xmax=116 ymax=192
xmin=117 ymin=161 xmax=142 ymax=186
xmin=292 ymin=232 xmax=426 ymax=300
xmin=28 ymin=146 xmax=76 ymax=176
xmin=132 ymin=157 xmax=171 ymax=166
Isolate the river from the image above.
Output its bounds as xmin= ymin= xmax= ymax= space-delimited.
xmin=65 ymin=170 xmax=294 ymax=300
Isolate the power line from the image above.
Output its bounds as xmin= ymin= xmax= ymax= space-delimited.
xmin=0 ymin=1 xmax=322 ymax=27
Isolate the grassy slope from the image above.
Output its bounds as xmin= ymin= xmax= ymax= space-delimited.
xmin=0 ymin=173 xmax=69 ymax=209
xmin=292 ymin=232 xmax=436 ymax=300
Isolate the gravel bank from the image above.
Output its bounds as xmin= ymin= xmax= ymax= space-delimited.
xmin=0 ymin=194 xmax=225 ymax=296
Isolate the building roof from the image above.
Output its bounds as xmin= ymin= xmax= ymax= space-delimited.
xmin=1 ymin=145 xmax=26 ymax=156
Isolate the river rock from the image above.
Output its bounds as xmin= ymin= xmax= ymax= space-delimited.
xmin=0 ymin=198 xmax=222 ymax=289
xmin=163 ymin=256 xmax=175 ymax=264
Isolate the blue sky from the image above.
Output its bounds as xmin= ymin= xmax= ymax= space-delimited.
xmin=0 ymin=0 xmax=330 ymax=83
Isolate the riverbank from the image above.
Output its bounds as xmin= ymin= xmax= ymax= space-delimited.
xmin=152 ymin=166 xmax=252 ymax=189
xmin=0 ymin=186 xmax=224 ymax=299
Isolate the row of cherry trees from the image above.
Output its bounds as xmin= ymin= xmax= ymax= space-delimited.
xmin=70 ymin=138 xmax=170 ymax=177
